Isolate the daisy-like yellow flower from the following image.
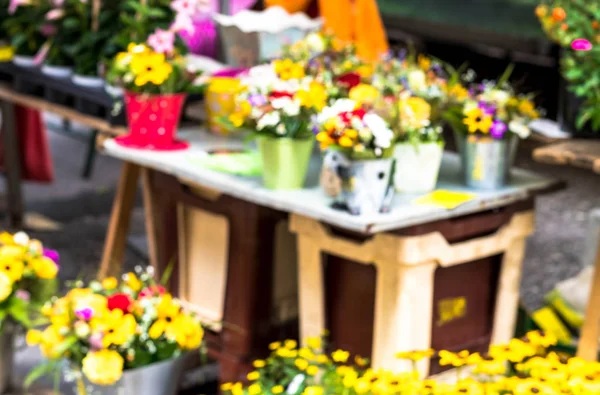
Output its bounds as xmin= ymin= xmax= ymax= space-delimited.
xmin=448 ymin=83 xmax=469 ymax=101
xmin=123 ymin=272 xmax=142 ymax=292
xmin=514 ymin=379 xmax=555 ymax=395
xmin=526 ymin=330 xmax=558 ymax=348
xmin=349 ymin=84 xmax=380 ymax=107
xmin=38 ymin=325 xmax=66 ymax=359
xmin=472 ymin=355 xmax=507 ymax=376
xmin=439 ymin=350 xmax=472 ymax=367
xmin=296 ymin=82 xmax=327 ymax=111
xmin=519 ymin=99 xmax=539 ymax=119
xmin=131 ymin=52 xmax=173 ymax=87
xmin=91 ymin=309 xmax=137 ymax=348
xmin=252 ymin=359 xmax=266 ymax=368
xmin=0 ymin=257 xmax=22 ymax=282
xmin=418 ymin=55 xmax=432 ymax=71
xmin=273 ymin=59 xmax=305 ymax=80
xmin=29 ymin=256 xmax=58 ymax=279
xmin=247 ymin=370 xmax=260 ymax=381
xmin=332 ymin=349 xmax=350 ymax=363
xmin=398 ymin=96 xmax=432 ymax=130
xmin=0 ymin=271 xmax=12 ymax=303
xmin=82 ymin=350 xmax=124 ymax=386
xmin=101 ymin=277 xmax=118 ymax=291
xmin=306 ymin=336 xmax=322 ymax=350
xmin=395 ymin=349 xmax=435 ymax=361
xmin=463 ymin=107 xmax=493 ymax=133
xmin=148 ymin=294 xmax=181 ymax=340
xmin=272 ymin=385 xmax=284 ymax=394
xmin=172 ymin=314 xmax=204 ymax=350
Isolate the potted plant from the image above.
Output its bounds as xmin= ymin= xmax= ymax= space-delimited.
xmin=41 ymin=2 xmax=76 ymax=78
xmin=391 ymin=94 xmax=444 ymax=193
xmin=107 ymin=41 xmax=203 ymax=151
xmin=0 ymin=231 xmax=59 ymax=393
xmin=227 ymin=61 xmax=326 ymax=189
xmin=3 ymin=0 xmax=50 ymax=67
xmin=316 ymin=98 xmax=395 ymax=215
xmin=26 ymin=267 xmax=204 ymax=395
xmin=0 ymin=0 xmax=13 ymax=61
xmin=444 ymin=72 xmax=541 ymax=190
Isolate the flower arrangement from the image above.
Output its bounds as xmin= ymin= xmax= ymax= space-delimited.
xmin=0 ymin=231 xmax=58 ymax=330
xmin=316 ymin=98 xmax=394 ymax=159
xmin=3 ymin=0 xmax=50 ymax=58
xmin=221 ymin=330 xmax=600 ymax=395
xmin=26 ymin=267 xmax=204 ymax=387
xmin=536 ymin=1 xmax=600 ymax=131
xmin=393 ymin=93 xmax=442 ymax=145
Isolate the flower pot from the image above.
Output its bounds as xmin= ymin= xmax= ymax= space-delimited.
xmin=205 ymin=77 xmax=241 ymax=135
xmin=41 ymin=64 xmax=73 ymax=78
xmin=71 ymin=354 xmax=189 ymax=395
xmin=322 ymin=150 xmax=394 ymax=215
xmin=257 ymin=136 xmax=314 ymax=190
xmin=13 ymin=55 xmax=36 ymax=67
xmin=393 ymin=142 xmax=443 ymax=193
xmin=456 ymin=134 xmax=518 ymax=190
xmin=72 ymin=74 xmax=104 ymax=88
xmin=0 ymin=322 xmax=15 ymax=393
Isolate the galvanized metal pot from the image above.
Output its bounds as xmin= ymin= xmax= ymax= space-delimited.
xmin=455 ymin=134 xmax=519 ymax=190
xmin=0 ymin=322 xmax=15 ymax=394
xmin=322 ymin=151 xmax=394 ymax=215
xmin=393 ymin=142 xmax=444 ymax=193
xmin=71 ymin=354 xmax=188 ymax=395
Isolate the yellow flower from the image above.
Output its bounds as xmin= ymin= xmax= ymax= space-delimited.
xmin=463 ymin=108 xmax=493 ymax=134
xmin=418 ymin=55 xmax=432 ymax=71
xmin=349 ymin=84 xmax=380 ymax=106
xmin=526 ymin=330 xmax=557 ymax=348
xmin=149 ymin=294 xmax=181 ymax=340
xmin=285 ymin=339 xmax=298 ymax=349
xmin=455 ymin=379 xmax=484 ymax=395
xmin=82 ymin=350 xmax=124 ymax=386
xmin=398 ymin=96 xmax=431 ymax=130
xmin=306 ymin=336 xmax=322 ymax=350
xmin=519 ymin=99 xmax=539 ymax=119
xmin=39 ymin=325 xmax=65 ymax=358
xmin=269 ymin=341 xmax=281 ymax=350
xmin=332 ymin=349 xmax=350 ymax=363
xmin=26 ymin=329 xmax=42 ymax=346
xmin=91 ymin=309 xmax=137 ymax=348
xmin=272 ymin=385 xmax=284 ymax=394
xmin=514 ymin=379 xmax=555 ymax=395
xmin=274 ymin=59 xmax=305 ymax=80
xmin=128 ymin=43 xmax=150 ymax=54
xmin=0 ymin=245 xmax=26 ymax=259
xmin=0 ymin=271 xmax=12 ymax=303
xmin=306 ymin=365 xmax=319 ymax=376
xmin=302 ymin=386 xmax=324 ymax=395
xmin=247 ymin=371 xmax=260 ymax=381
xmin=473 ymin=356 xmax=507 ymax=376
xmin=355 ymin=356 xmax=369 ymax=367
xmin=439 ymin=350 xmax=472 ymax=367
xmin=356 ymin=64 xmax=374 ymax=79
xmin=67 ymin=289 xmax=108 ymax=318
xmin=295 ymin=358 xmax=309 ymax=370
xmin=101 ymin=277 xmax=118 ymax=290
xmin=131 ymin=52 xmax=173 ymax=87
xmin=296 ymin=82 xmax=327 ymax=111
xmin=29 ymin=256 xmax=58 ymax=279
xmin=248 ymin=383 xmax=261 ymax=395
xmin=252 ymin=359 xmax=266 ymax=368
xmin=123 ymin=272 xmax=142 ymax=292
xmin=172 ymin=314 xmax=204 ymax=350
xmin=395 ymin=349 xmax=434 ymax=361
xmin=448 ymin=84 xmax=469 ymax=101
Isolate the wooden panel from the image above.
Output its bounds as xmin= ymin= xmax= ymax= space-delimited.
xmin=178 ymin=205 xmax=230 ymax=330
xmin=325 ymin=255 xmax=376 ymax=358
xmin=272 ymin=220 xmax=298 ymax=324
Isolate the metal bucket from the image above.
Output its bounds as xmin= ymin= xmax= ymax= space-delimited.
xmin=0 ymin=323 xmax=15 ymax=394
xmin=455 ymin=134 xmax=519 ymax=190
xmin=71 ymin=353 xmax=189 ymax=395
xmin=322 ymin=151 xmax=394 ymax=215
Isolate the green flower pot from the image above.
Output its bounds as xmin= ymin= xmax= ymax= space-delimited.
xmin=257 ymin=136 xmax=314 ymax=190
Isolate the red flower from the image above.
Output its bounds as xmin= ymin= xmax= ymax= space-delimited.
xmin=139 ymin=285 xmax=166 ymax=299
xmin=107 ymin=293 xmax=132 ymax=312
xmin=335 ymin=72 xmax=361 ymax=89
xmin=339 ymin=108 xmax=366 ymax=124
xmin=269 ymin=91 xmax=294 ymax=99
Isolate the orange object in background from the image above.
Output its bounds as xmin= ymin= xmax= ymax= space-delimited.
xmin=265 ymin=0 xmax=389 ymax=63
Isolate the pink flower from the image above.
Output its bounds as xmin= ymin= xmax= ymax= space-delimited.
xmin=89 ymin=333 xmax=103 ymax=351
xmin=171 ymin=0 xmax=197 ymax=15
xmin=33 ymin=43 xmax=50 ymax=66
xmin=8 ymin=0 xmax=31 ymax=15
xmin=572 ymin=38 xmax=593 ymax=52
xmin=46 ymin=8 xmax=64 ymax=20
xmin=15 ymin=290 xmax=30 ymax=302
xmin=170 ymin=13 xmax=194 ymax=33
xmin=41 ymin=24 xmax=57 ymax=36
xmin=147 ymin=29 xmax=175 ymax=54
xmin=53 ymin=0 xmax=64 ymax=6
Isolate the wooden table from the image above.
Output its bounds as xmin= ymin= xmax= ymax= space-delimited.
xmin=0 ymin=82 xmax=126 ymax=228
xmin=101 ymin=129 xmax=559 ymax=382
xmin=534 ymin=140 xmax=600 ymax=361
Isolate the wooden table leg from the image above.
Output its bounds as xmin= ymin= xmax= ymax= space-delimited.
xmin=0 ymin=100 xmax=23 ymax=229
xmin=141 ymin=168 xmax=160 ymax=273
xmin=577 ymin=233 xmax=600 ymax=360
xmin=99 ymin=162 xmax=140 ymax=279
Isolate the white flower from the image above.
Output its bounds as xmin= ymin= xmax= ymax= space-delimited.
xmin=276 ymin=124 xmax=286 ymax=135
xmin=283 ymin=100 xmax=300 ymax=116
xmin=257 ymin=112 xmax=281 ymax=130
xmin=407 ymin=70 xmax=427 ymax=93
xmin=13 ymin=231 xmax=29 ymax=246
xmin=318 ymin=99 xmax=357 ymax=123
xmin=305 ymin=32 xmax=325 ymax=53
xmin=363 ymin=113 xmax=393 ymax=149
xmin=482 ymin=89 xmax=510 ymax=106
xmin=463 ymin=100 xmax=479 ymax=113
xmin=509 ymin=119 xmax=531 ymax=139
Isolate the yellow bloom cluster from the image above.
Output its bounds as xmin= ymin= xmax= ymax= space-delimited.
xmin=114 ymin=43 xmax=174 ymax=88
xmin=222 ymin=331 xmax=600 ymax=395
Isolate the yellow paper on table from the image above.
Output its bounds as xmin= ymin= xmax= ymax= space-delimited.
xmin=532 ymin=306 xmax=573 ymax=345
xmin=413 ymin=190 xmax=477 ymax=210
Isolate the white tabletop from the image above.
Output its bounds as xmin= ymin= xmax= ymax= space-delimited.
xmin=103 ymin=129 xmax=556 ymax=234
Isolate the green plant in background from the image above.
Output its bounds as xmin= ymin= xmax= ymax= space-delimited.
xmin=537 ymin=0 xmax=600 ymax=131
xmin=3 ymin=0 xmax=51 ymax=57
xmin=0 ymin=0 xmax=9 ymax=44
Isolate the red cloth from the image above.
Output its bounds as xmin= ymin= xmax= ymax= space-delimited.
xmin=0 ymin=106 xmax=54 ymax=183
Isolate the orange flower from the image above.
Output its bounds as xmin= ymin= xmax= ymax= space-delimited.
xmin=593 ymin=21 xmax=599 ymax=30
xmin=535 ymin=5 xmax=547 ymax=18
xmin=552 ymin=7 xmax=566 ymax=22
xmin=561 ymin=23 xmax=568 ymax=31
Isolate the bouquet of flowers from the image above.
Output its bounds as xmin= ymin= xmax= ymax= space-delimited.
xmin=536 ymin=1 xmax=600 ymax=130
xmin=3 ymin=0 xmax=50 ymax=58
xmin=0 ymin=231 xmax=58 ymax=330
xmin=315 ymin=98 xmax=394 ymax=159
xmin=221 ymin=331 xmax=600 ymax=395
xmin=26 ymin=267 xmax=204 ymax=387
xmin=394 ymin=93 xmax=443 ymax=146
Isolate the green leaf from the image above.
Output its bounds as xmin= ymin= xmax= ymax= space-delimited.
xmin=24 ymin=361 xmax=56 ymax=388
xmin=7 ymin=295 xmax=30 ymax=328
xmin=52 ymin=335 xmax=78 ymax=357
xmin=147 ymin=8 xmax=168 ymax=18
xmin=496 ymin=63 xmax=515 ymax=88
xmin=160 ymin=260 xmax=175 ymax=287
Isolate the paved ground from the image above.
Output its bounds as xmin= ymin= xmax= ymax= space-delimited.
xmin=1 ymin=119 xmax=596 ymax=393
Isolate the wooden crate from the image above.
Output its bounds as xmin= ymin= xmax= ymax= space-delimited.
xmin=290 ymin=200 xmax=535 ymax=377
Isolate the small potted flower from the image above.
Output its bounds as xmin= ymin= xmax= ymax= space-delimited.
xmin=3 ymin=0 xmax=50 ymax=67
xmin=316 ymin=98 xmax=395 ymax=215
xmin=444 ymin=72 xmax=541 ymax=190
xmin=108 ymin=37 xmax=203 ymax=151
xmin=0 ymin=231 xmax=59 ymax=393
xmin=392 ymin=93 xmax=444 ymax=193
xmin=26 ymin=267 xmax=204 ymax=395
xmin=228 ymin=62 xmax=327 ymax=190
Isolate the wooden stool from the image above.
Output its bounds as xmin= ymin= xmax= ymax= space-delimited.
xmin=290 ymin=209 xmax=535 ymax=377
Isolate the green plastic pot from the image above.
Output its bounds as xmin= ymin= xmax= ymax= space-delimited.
xmin=257 ymin=136 xmax=314 ymax=190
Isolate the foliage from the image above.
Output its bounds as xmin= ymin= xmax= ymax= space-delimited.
xmin=0 ymin=231 xmax=58 ymax=330
xmin=26 ymin=267 xmax=205 ymax=387
xmin=536 ymin=0 xmax=600 ymax=131
xmin=3 ymin=0 xmax=50 ymax=56
xmin=0 ymin=0 xmax=8 ymax=42
xmin=222 ymin=331 xmax=600 ymax=395
xmin=106 ymin=43 xmax=203 ymax=94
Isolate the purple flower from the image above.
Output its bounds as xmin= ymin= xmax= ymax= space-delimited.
xmin=43 ymin=248 xmax=60 ymax=265
xmin=213 ymin=68 xmax=247 ymax=78
xmin=572 ymin=38 xmax=592 ymax=52
xmin=248 ymin=94 xmax=267 ymax=107
xmin=15 ymin=290 xmax=30 ymax=302
xmin=75 ymin=307 xmax=94 ymax=321
xmin=312 ymin=125 xmax=319 ymax=135
xmin=490 ymin=120 xmax=507 ymax=139
xmin=397 ymin=48 xmax=407 ymax=61
xmin=478 ymin=101 xmax=496 ymax=115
